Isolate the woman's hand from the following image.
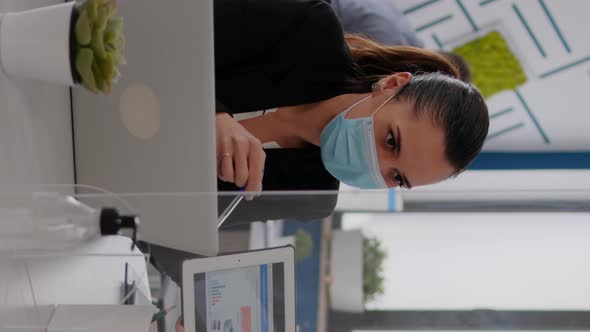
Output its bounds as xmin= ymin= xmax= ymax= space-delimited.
xmin=216 ymin=113 xmax=265 ymax=192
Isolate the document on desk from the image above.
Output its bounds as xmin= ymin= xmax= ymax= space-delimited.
xmin=47 ymin=304 xmax=156 ymax=332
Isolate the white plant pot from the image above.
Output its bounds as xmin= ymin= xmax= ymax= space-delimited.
xmin=329 ymin=229 xmax=364 ymax=312
xmin=0 ymin=2 xmax=77 ymax=86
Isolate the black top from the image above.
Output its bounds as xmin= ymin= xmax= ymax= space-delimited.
xmin=213 ymin=0 xmax=369 ymax=225
xmin=142 ymin=0 xmax=360 ymax=280
xmin=214 ymin=0 xmax=360 ymax=115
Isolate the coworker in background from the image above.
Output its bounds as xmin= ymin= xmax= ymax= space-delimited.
xmin=329 ymin=0 xmax=472 ymax=82
xmin=214 ymin=0 xmax=488 ymax=225
xmin=330 ymin=0 xmax=425 ymax=47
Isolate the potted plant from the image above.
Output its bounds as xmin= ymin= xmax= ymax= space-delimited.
xmin=362 ymin=235 xmax=387 ymax=304
xmin=0 ymin=0 xmax=125 ymax=94
xmin=329 ymin=231 xmax=387 ymax=311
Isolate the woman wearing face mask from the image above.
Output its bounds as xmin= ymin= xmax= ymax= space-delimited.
xmin=214 ymin=0 xmax=489 ymax=224
xmin=139 ymin=0 xmax=489 ymax=299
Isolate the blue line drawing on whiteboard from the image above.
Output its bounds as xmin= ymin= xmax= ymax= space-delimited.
xmin=540 ymin=55 xmax=590 ymax=78
xmin=513 ymin=4 xmax=547 ymax=58
xmin=539 ymin=0 xmax=571 ymax=53
xmin=403 ymin=0 xmax=440 ymax=15
xmin=490 ymin=107 xmax=514 ymax=119
xmin=416 ymin=15 xmax=454 ymax=32
xmin=486 ymin=106 xmax=525 ymax=141
xmin=479 ymin=0 xmax=499 ymax=7
xmin=456 ymin=0 xmax=479 ymax=32
xmin=402 ymin=0 xmax=590 ymax=152
xmin=487 ymin=122 xmax=525 ymax=140
xmin=432 ymin=34 xmax=444 ymax=49
xmin=515 ymin=89 xmax=551 ymax=144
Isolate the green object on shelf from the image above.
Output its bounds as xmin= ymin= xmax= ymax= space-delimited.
xmin=294 ymin=229 xmax=313 ymax=262
xmin=453 ymin=31 xmax=527 ymax=98
xmin=74 ymin=0 xmax=125 ymax=94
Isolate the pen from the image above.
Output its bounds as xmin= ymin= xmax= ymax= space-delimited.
xmin=218 ymin=195 xmax=243 ymax=228
xmin=218 ymin=170 xmax=263 ymax=228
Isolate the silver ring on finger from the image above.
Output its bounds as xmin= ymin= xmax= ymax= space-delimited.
xmin=218 ymin=152 xmax=232 ymax=162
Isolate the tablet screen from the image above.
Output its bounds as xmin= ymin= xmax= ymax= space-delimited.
xmin=193 ymin=262 xmax=285 ymax=332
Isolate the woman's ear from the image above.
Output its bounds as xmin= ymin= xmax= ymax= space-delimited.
xmin=380 ymin=72 xmax=413 ymax=90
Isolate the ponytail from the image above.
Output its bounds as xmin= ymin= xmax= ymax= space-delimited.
xmin=345 ymin=33 xmax=460 ymax=82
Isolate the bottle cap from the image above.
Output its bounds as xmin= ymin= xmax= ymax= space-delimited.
xmin=100 ymin=207 xmax=140 ymax=249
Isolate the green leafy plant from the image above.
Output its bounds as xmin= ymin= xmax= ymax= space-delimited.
xmin=294 ymin=229 xmax=313 ymax=262
xmin=74 ymin=0 xmax=125 ymax=94
xmin=363 ymin=236 xmax=386 ymax=303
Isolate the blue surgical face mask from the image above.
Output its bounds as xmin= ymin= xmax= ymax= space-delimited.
xmin=320 ymin=92 xmax=397 ymax=189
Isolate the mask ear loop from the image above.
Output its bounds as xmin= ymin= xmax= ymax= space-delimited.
xmin=344 ymin=88 xmax=400 ymax=120
xmin=370 ymin=89 xmax=399 ymax=117
xmin=343 ymin=94 xmax=372 ymax=119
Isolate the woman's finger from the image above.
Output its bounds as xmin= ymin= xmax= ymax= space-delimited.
xmin=244 ymin=142 xmax=265 ymax=193
xmin=218 ymin=137 xmax=234 ymax=183
xmin=233 ymin=136 xmax=250 ymax=188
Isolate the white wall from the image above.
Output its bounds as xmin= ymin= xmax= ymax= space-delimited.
xmin=343 ymin=212 xmax=590 ymax=310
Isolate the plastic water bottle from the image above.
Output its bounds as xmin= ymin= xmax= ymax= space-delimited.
xmin=0 ymin=192 xmax=138 ymax=253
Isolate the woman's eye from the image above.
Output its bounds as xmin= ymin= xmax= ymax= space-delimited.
xmin=386 ymin=131 xmax=396 ymax=148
